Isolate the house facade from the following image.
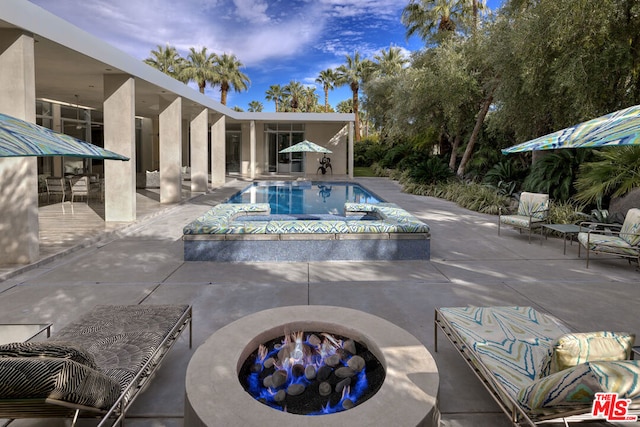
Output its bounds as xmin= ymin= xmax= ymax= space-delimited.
xmin=0 ymin=0 xmax=354 ymax=266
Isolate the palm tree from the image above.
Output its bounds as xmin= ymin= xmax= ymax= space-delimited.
xmin=144 ymin=44 xmax=186 ymax=82
xmin=214 ymin=53 xmax=250 ymax=106
xmin=401 ymin=0 xmax=486 ymax=42
xmin=283 ymin=80 xmax=305 ymax=112
xmin=374 ymin=46 xmax=408 ymax=77
xmin=180 ymin=47 xmax=218 ymax=94
xmin=574 ymin=147 xmax=640 ymax=205
xmin=265 ymin=84 xmax=285 ymax=112
xmin=302 ymin=86 xmax=319 ymax=112
xmin=335 ymin=51 xmax=374 ymax=142
xmin=316 ymin=69 xmax=337 ymax=112
xmin=248 ymin=101 xmax=263 ymax=112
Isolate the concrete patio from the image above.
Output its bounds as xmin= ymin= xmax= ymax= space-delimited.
xmin=0 ymin=177 xmax=638 ymax=427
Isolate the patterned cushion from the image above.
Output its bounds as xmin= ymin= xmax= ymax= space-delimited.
xmin=518 ymin=360 xmax=640 ymax=412
xmin=0 ymin=357 xmax=121 ymax=410
xmin=538 ymin=332 xmax=635 ymax=378
xmin=500 ymin=215 xmax=545 ymax=229
xmin=0 ymin=342 xmax=97 ymax=369
xmin=577 ymin=233 xmax=639 ymax=256
xmin=620 ymin=208 xmax=640 ymax=246
xmin=517 ymin=192 xmax=549 ymax=220
xmin=438 ymin=307 xmax=570 ymax=399
xmin=51 ymin=305 xmax=190 ymax=393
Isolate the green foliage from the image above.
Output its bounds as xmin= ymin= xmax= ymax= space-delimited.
xmin=574 ymin=146 xmax=640 ymax=205
xmin=409 ymin=157 xmax=455 ymax=185
xmin=523 ymin=150 xmax=589 ymax=202
xmin=402 ymin=179 xmax=510 ymax=215
xmin=482 ymin=159 xmax=527 ymax=197
xmin=354 ymin=137 xmax=385 ymax=167
xmin=548 ymin=200 xmax=588 ymax=225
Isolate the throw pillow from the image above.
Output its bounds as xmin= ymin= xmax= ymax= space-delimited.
xmin=537 ymin=331 xmax=634 ymax=378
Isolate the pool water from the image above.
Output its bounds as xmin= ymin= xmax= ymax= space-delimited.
xmin=226 ymin=181 xmax=383 ymax=215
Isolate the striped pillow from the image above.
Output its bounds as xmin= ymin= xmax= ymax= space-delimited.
xmin=0 ymin=341 xmax=97 ymax=369
xmin=519 ymin=360 xmax=640 ymax=412
xmin=537 ymin=331 xmax=634 ymax=378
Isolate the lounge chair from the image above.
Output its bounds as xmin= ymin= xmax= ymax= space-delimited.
xmin=577 ymin=208 xmax=640 ymax=268
xmin=498 ymin=192 xmax=550 ymax=243
xmin=0 ymin=304 xmax=192 ymax=427
xmin=435 ymin=306 xmax=640 ymax=426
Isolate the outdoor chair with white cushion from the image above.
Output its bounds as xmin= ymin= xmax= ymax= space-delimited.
xmin=498 ymin=192 xmax=550 ymax=243
xmin=0 ymin=304 xmax=192 ymax=427
xmin=45 ymin=177 xmax=66 ymax=203
xmin=435 ymin=306 xmax=640 ymax=426
xmin=578 ymin=208 xmax=640 ymax=268
xmin=70 ymin=175 xmax=92 ymax=203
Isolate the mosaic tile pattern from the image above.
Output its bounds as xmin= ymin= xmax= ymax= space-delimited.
xmin=184 ymin=203 xmax=430 ymax=236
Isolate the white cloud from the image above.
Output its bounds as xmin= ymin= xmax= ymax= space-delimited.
xmin=232 ymin=0 xmax=270 ymax=24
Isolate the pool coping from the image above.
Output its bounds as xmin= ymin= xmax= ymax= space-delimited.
xmin=182 ymin=202 xmax=431 ymax=262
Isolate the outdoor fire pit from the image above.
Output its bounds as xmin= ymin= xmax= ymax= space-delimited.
xmin=185 ymin=306 xmax=440 ymax=426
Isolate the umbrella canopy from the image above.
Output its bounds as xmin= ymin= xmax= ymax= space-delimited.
xmin=0 ymin=112 xmax=129 ymax=160
xmin=279 ymin=139 xmax=332 ymax=154
xmin=502 ymin=105 xmax=640 ymax=154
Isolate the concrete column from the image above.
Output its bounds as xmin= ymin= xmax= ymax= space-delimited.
xmin=103 ymin=74 xmax=136 ymax=222
xmin=159 ymin=97 xmax=182 ymax=203
xmin=51 ymin=103 xmax=63 ymax=177
xmin=250 ymin=120 xmax=256 ymax=180
xmin=210 ymin=115 xmax=226 ymax=187
xmin=190 ymin=108 xmax=208 ymax=193
xmin=0 ymin=30 xmax=38 ymax=265
xmin=348 ymin=121 xmax=354 ymax=179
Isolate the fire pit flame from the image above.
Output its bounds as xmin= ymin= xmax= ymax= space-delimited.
xmin=241 ymin=330 xmax=382 ymax=415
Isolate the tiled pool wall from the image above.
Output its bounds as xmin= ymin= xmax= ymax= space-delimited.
xmin=183 ymin=203 xmax=431 ymax=262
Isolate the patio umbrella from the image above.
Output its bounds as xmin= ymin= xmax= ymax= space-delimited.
xmin=278 ymin=140 xmax=332 ymax=176
xmin=502 ymin=105 xmax=640 ymax=154
xmin=278 ymin=139 xmax=332 ymax=154
xmin=0 ymin=112 xmax=129 ymax=160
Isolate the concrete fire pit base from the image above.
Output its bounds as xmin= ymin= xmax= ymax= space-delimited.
xmin=184 ymin=306 xmax=440 ymax=427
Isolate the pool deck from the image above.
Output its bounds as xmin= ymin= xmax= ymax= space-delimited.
xmin=1 ymin=176 xmax=638 ymax=426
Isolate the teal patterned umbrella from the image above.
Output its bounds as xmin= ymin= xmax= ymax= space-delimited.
xmin=502 ymin=105 xmax=640 ymax=154
xmin=0 ymin=112 xmax=129 ymax=160
xmin=279 ymin=140 xmax=332 ymax=154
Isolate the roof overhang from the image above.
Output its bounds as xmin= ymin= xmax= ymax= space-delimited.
xmin=0 ymin=0 xmax=354 ymax=125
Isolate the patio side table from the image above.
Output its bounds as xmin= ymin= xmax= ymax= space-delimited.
xmin=541 ymin=224 xmax=590 ymax=255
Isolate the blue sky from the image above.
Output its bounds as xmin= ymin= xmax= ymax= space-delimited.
xmin=30 ymin=0 xmax=503 ymax=112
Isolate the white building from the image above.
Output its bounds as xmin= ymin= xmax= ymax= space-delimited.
xmin=0 ymin=0 xmax=354 ymax=266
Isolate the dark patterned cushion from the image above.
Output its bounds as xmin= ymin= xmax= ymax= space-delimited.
xmin=0 ymin=342 xmax=97 ymax=369
xmin=0 ymin=357 xmax=121 ymax=410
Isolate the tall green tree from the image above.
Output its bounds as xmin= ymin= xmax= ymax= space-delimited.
xmin=401 ymin=0 xmax=486 ymax=43
xmin=335 ymin=51 xmax=374 ymax=142
xmin=265 ymin=84 xmax=285 ymax=112
xmin=180 ymin=47 xmax=218 ymax=94
xmin=283 ymin=80 xmax=305 ymax=112
xmin=214 ymin=53 xmax=250 ymax=106
xmin=316 ymin=69 xmax=337 ymax=112
xmin=144 ymin=44 xmax=186 ymax=81
xmin=373 ymin=46 xmax=408 ymax=77
xmin=248 ymin=101 xmax=263 ymax=112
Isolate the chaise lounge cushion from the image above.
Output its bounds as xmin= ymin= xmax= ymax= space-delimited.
xmin=537 ymin=331 xmax=635 ymax=378
xmin=518 ymin=360 xmax=640 ymax=413
xmin=437 ymin=306 xmax=570 ymax=399
xmin=50 ymin=305 xmax=190 ymax=393
xmin=0 ymin=357 xmax=121 ymax=410
xmin=0 ymin=342 xmax=98 ymax=369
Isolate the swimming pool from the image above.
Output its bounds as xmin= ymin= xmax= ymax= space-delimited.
xmin=226 ymin=181 xmax=382 ymax=216
xmin=183 ymin=180 xmax=431 ymax=262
